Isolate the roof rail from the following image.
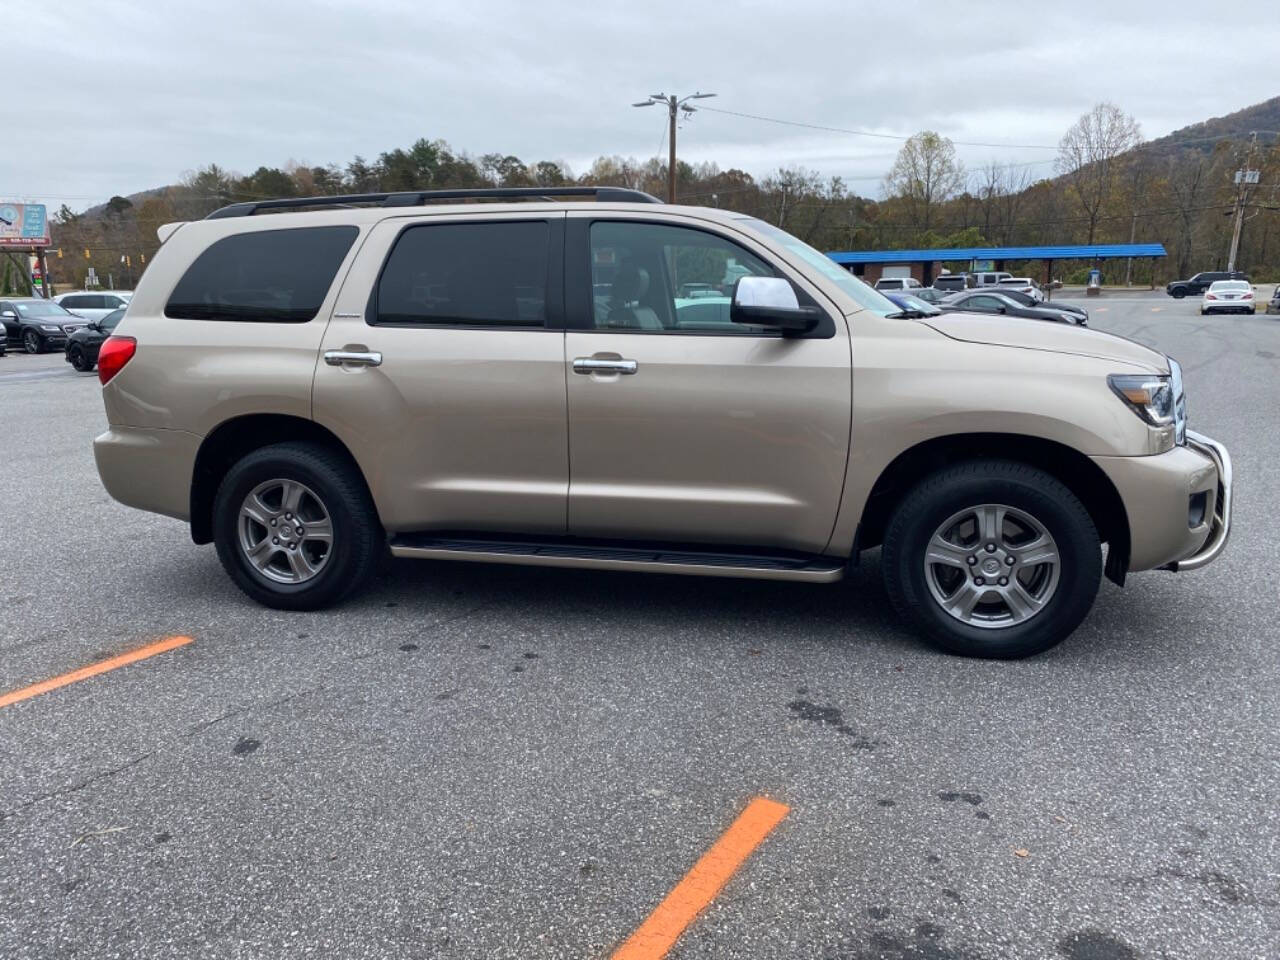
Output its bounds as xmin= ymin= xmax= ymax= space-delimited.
xmin=205 ymin=186 xmax=663 ymax=219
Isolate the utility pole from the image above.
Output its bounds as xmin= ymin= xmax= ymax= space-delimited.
xmin=1227 ymin=133 xmax=1260 ymax=273
xmin=36 ymin=247 xmax=52 ymax=298
xmin=633 ymin=91 xmax=716 ymax=203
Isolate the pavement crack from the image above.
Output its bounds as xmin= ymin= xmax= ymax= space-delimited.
xmin=0 ymin=751 xmax=157 ymax=822
xmin=185 ymin=686 xmax=324 ymax=737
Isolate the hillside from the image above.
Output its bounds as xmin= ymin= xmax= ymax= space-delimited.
xmin=1142 ymin=95 xmax=1280 ymax=158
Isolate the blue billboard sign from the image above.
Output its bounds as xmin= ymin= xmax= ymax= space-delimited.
xmin=0 ymin=203 xmax=50 ymax=249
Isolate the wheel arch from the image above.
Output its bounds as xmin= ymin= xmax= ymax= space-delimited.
xmin=190 ymin=414 xmax=375 ymax=545
xmin=857 ymin=433 xmax=1130 ymax=585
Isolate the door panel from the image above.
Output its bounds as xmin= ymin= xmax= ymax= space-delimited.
xmin=313 ymin=214 xmax=569 ymax=535
xmin=564 ymin=215 xmax=851 ymax=554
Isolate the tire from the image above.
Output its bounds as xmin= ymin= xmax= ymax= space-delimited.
xmin=212 ymin=442 xmax=382 ymax=611
xmin=1171 ymin=289 xmax=1186 ymax=299
xmin=23 ymin=330 xmax=42 ymax=354
xmin=882 ymin=459 xmax=1102 ymax=659
xmin=68 ymin=344 xmax=91 ymax=372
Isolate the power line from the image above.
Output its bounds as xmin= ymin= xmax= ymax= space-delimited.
xmin=696 ymin=105 xmax=1060 ymax=151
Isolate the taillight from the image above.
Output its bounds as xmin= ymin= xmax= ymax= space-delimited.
xmin=98 ymin=336 xmax=137 ymax=385
xmin=1243 ymin=293 xmax=1253 ymax=299
xmin=1206 ymin=294 xmax=1218 ymax=300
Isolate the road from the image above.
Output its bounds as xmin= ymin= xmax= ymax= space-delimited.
xmin=1 ymin=293 xmax=1277 ymax=959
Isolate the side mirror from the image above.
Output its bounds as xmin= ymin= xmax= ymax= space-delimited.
xmin=996 ymin=305 xmax=1007 ymax=314
xmin=730 ymin=277 xmax=821 ymax=333
xmin=0 ymin=311 xmax=15 ymax=320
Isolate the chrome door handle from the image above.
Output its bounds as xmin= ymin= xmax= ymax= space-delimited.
xmin=573 ymin=357 xmax=637 ymax=375
xmin=324 ymin=350 xmax=382 ymax=367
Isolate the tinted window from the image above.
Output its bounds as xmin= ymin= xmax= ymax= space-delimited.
xmin=376 ymin=221 xmax=548 ymax=328
xmin=61 ymin=295 xmax=87 ymax=308
xmin=101 ymin=309 xmax=127 ymax=330
xmin=966 ymin=295 xmax=1003 ymax=311
xmin=166 ymin=226 xmax=357 ymax=323
xmin=588 ymin=220 xmax=775 ymax=334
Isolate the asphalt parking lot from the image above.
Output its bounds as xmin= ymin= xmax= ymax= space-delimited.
xmin=1 ymin=291 xmax=1277 ymax=960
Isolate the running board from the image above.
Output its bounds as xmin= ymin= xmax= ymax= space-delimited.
xmin=388 ymin=534 xmax=846 ymax=583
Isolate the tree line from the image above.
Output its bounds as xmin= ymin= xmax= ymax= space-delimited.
xmin=33 ymin=101 xmax=1280 ymax=294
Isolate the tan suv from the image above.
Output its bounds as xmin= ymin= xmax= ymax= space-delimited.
xmin=92 ymin=187 xmax=1232 ymax=658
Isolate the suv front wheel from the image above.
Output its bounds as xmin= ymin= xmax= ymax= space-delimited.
xmin=212 ymin=442 xmax=382 ymax=610
xmin=882 ymin=460 xmax=1102 ymax=659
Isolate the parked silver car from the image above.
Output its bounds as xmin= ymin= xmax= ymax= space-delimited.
xmin=53 ymin=291 xmax=132 ymax=322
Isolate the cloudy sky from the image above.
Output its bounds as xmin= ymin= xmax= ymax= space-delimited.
xmin=5 ymin=0 xmax=1278 ymax=211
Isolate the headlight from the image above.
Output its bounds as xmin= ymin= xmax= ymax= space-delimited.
xmin=39 ymin=324 xmax=60 ymax=331
xmin=1109 ymin=373 xmax=1174 ymax=427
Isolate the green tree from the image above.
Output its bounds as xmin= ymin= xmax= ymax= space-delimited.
xmin=883 ymin=131 xmax=966 ymax=234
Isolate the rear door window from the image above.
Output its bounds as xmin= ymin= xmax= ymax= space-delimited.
xmin=166 ymin=225 xmax=358 ymax=322
xmin=374 ymin=221 xmax=550 ymax=328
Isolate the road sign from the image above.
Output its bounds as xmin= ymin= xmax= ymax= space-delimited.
xmin=1234 ymin=170 xmax=1261 ymax=185
xmin=0 ymin=203 xmax=50 ymax=249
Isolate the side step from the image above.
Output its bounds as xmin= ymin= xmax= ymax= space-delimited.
xmin=388 ymin=534 xmax=846 ymax=583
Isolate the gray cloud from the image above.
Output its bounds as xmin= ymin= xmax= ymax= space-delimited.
xmin=5 ymin=0 xmax=1277 ymax=209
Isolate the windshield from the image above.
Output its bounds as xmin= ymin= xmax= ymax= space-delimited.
xmin=101 ymin=309 xmax=127 ymax=330
xmin=1211 ymin=281 xmax=1249 ymax=291
xmin=13 ymin=301 xmax=71 ymax=317
xmin=738 ymin=218 xmax=898 ymax=316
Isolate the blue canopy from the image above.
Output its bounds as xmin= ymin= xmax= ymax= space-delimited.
xmin=827 ymin=243 xmax=1167 ymax=264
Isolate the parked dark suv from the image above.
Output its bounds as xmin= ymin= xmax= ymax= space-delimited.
xmin=1166 ymin=271 xmax=1248 ymax=299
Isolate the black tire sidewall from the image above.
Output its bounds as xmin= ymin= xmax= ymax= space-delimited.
xmin=212 ymin=444 xmax=378 ymax=610
xmin=69 ymin=345 xmax=86 ymax=371
xmin=884 ymin=464 xmax=1101 ymax=659
xmin=24 ymin=331 xmax=41 ymax=354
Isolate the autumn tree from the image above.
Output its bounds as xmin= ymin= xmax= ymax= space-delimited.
xmin=1057 ymin=102 xmax=1143 ymax=244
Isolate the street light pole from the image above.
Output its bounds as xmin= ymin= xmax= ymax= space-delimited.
xmin=633 ymin=91 xmax=716 ymax=203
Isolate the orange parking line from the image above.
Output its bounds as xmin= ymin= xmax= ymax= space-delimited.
xmin=611 ymin=797 xmax=789 ymax=960
xmin=0 ymin=636 xmax=193 ymax=710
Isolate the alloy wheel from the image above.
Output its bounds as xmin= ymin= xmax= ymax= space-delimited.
xmin=923 ymin=503 xmax=1060 ymax=629
xmin=237 ymin=478 xmax=334 ymax=584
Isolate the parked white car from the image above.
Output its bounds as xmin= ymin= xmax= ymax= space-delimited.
xmin=873 ymin=277 xmax=923 ymax=292
xmin=1200 ymin=280 xmax=1255 ymax=315
xmin=997 ymin=277 xmax=1045 ymax=302
xmin=53 ymin=291 xmax=132 ymax=322
xmin=974 ymin=271 xmax=1013 ymax=287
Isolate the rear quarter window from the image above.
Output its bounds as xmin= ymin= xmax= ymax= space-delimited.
xmin=165 ymin=225 xmax=358 ymax=322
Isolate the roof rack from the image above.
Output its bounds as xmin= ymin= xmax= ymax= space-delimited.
xmin=205 ymin=186 xmax=663 ymax=219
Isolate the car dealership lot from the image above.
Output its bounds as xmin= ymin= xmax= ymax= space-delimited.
xmin=1 ymin=293 xmax=1277 ymax=959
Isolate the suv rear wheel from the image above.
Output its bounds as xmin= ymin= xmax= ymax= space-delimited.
xmin=212 ymin=442 xmax=381 ymax=610
xmin=882 ymin=460 xmax=1101 ymax=659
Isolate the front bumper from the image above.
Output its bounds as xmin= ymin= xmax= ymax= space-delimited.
xmin=1165 ymin=430 xmax=1232 ymax=571
xmin=1091 ymin=430 xmax=1232 ymax=573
